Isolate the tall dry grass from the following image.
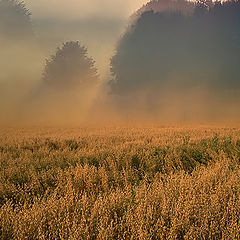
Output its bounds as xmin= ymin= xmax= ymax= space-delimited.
xmin=0 ymin=126 xmax=240 ymax=239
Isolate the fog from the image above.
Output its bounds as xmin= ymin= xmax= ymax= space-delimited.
xmin=0 ymin=0 xmax=240 ymax=126
xmin=24 ymin=0 xmax=149 ymax=20
xmin=109 ymin=0 xmax=240 ymax=124
xmin=26 ymin=0 xmax=149 ymax=76
xmin=1 ymin=0 xmax=147 ymax=125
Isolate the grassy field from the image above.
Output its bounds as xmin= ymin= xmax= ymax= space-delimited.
xmin=0 ymin=125 xmax=240 ymax=239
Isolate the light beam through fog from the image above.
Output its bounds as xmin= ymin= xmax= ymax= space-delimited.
xmin=0 ymin=0 xmax=240 ymax=125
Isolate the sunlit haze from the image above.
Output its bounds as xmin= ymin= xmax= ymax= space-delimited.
xmin=25 ymin=0 xmax=149 ymax=20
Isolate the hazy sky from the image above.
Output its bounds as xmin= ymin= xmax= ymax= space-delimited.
xmin=22 ymin=0 xmax=149 ymax=79
xmin=25 ymin=0 xmax=149 ymax=20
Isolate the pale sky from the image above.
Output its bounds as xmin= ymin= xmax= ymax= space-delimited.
xmin=23 ymin=0 xmax=150 ymax=79
xmin=25 ymin=0 xmax=149 ymax=20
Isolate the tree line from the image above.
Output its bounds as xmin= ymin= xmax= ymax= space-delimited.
xmin=1 ymin=0 xmax=240 ymax=119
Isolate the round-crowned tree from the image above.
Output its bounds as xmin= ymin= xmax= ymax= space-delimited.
xmin=0 ymin=0 xmax=33 ymax=40
xmin=42 ymin=41 xmax=98 ymax=90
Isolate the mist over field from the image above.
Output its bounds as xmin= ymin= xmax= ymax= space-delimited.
xmin=0 ymin=0 xmax=240 ymax=125
xmin=1 ymin=2 xmax=240 ymax=239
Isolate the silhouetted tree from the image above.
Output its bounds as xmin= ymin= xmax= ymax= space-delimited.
xmin=131 ymin=0 xmax=195 ymax=24
xmin=0 ymin=0 xmax=33 ymax=40
xmin=110 ymin=0 xmax=240 ymax=120
xmin=111 ymin=0 xmax=240 ymax=94
xmin=42 ymin=41 xmax=98 ymax=90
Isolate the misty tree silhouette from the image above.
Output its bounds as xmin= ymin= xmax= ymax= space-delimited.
xmin=109 ymin=0 xmax=240 ymax=121
xmin=42 ymin=41 xmax=98 ymax=90
xmin=110 ymin=0 xmax=240 ymax=96
xmin=131 ymin=0 xmax=195 ymax=23
xmin=0 ymin=0 xmax=33 ymax=40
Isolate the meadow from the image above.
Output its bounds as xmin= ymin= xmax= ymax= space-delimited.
xmin=0 ymin=125 xmax=240 ymax=239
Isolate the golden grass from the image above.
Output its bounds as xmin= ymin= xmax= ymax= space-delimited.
xmin=0 ymin=126 xmax=240 ymax=239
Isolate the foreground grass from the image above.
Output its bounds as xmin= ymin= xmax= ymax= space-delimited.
xmin=0 ymin=126 xmax=240 ymax=239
